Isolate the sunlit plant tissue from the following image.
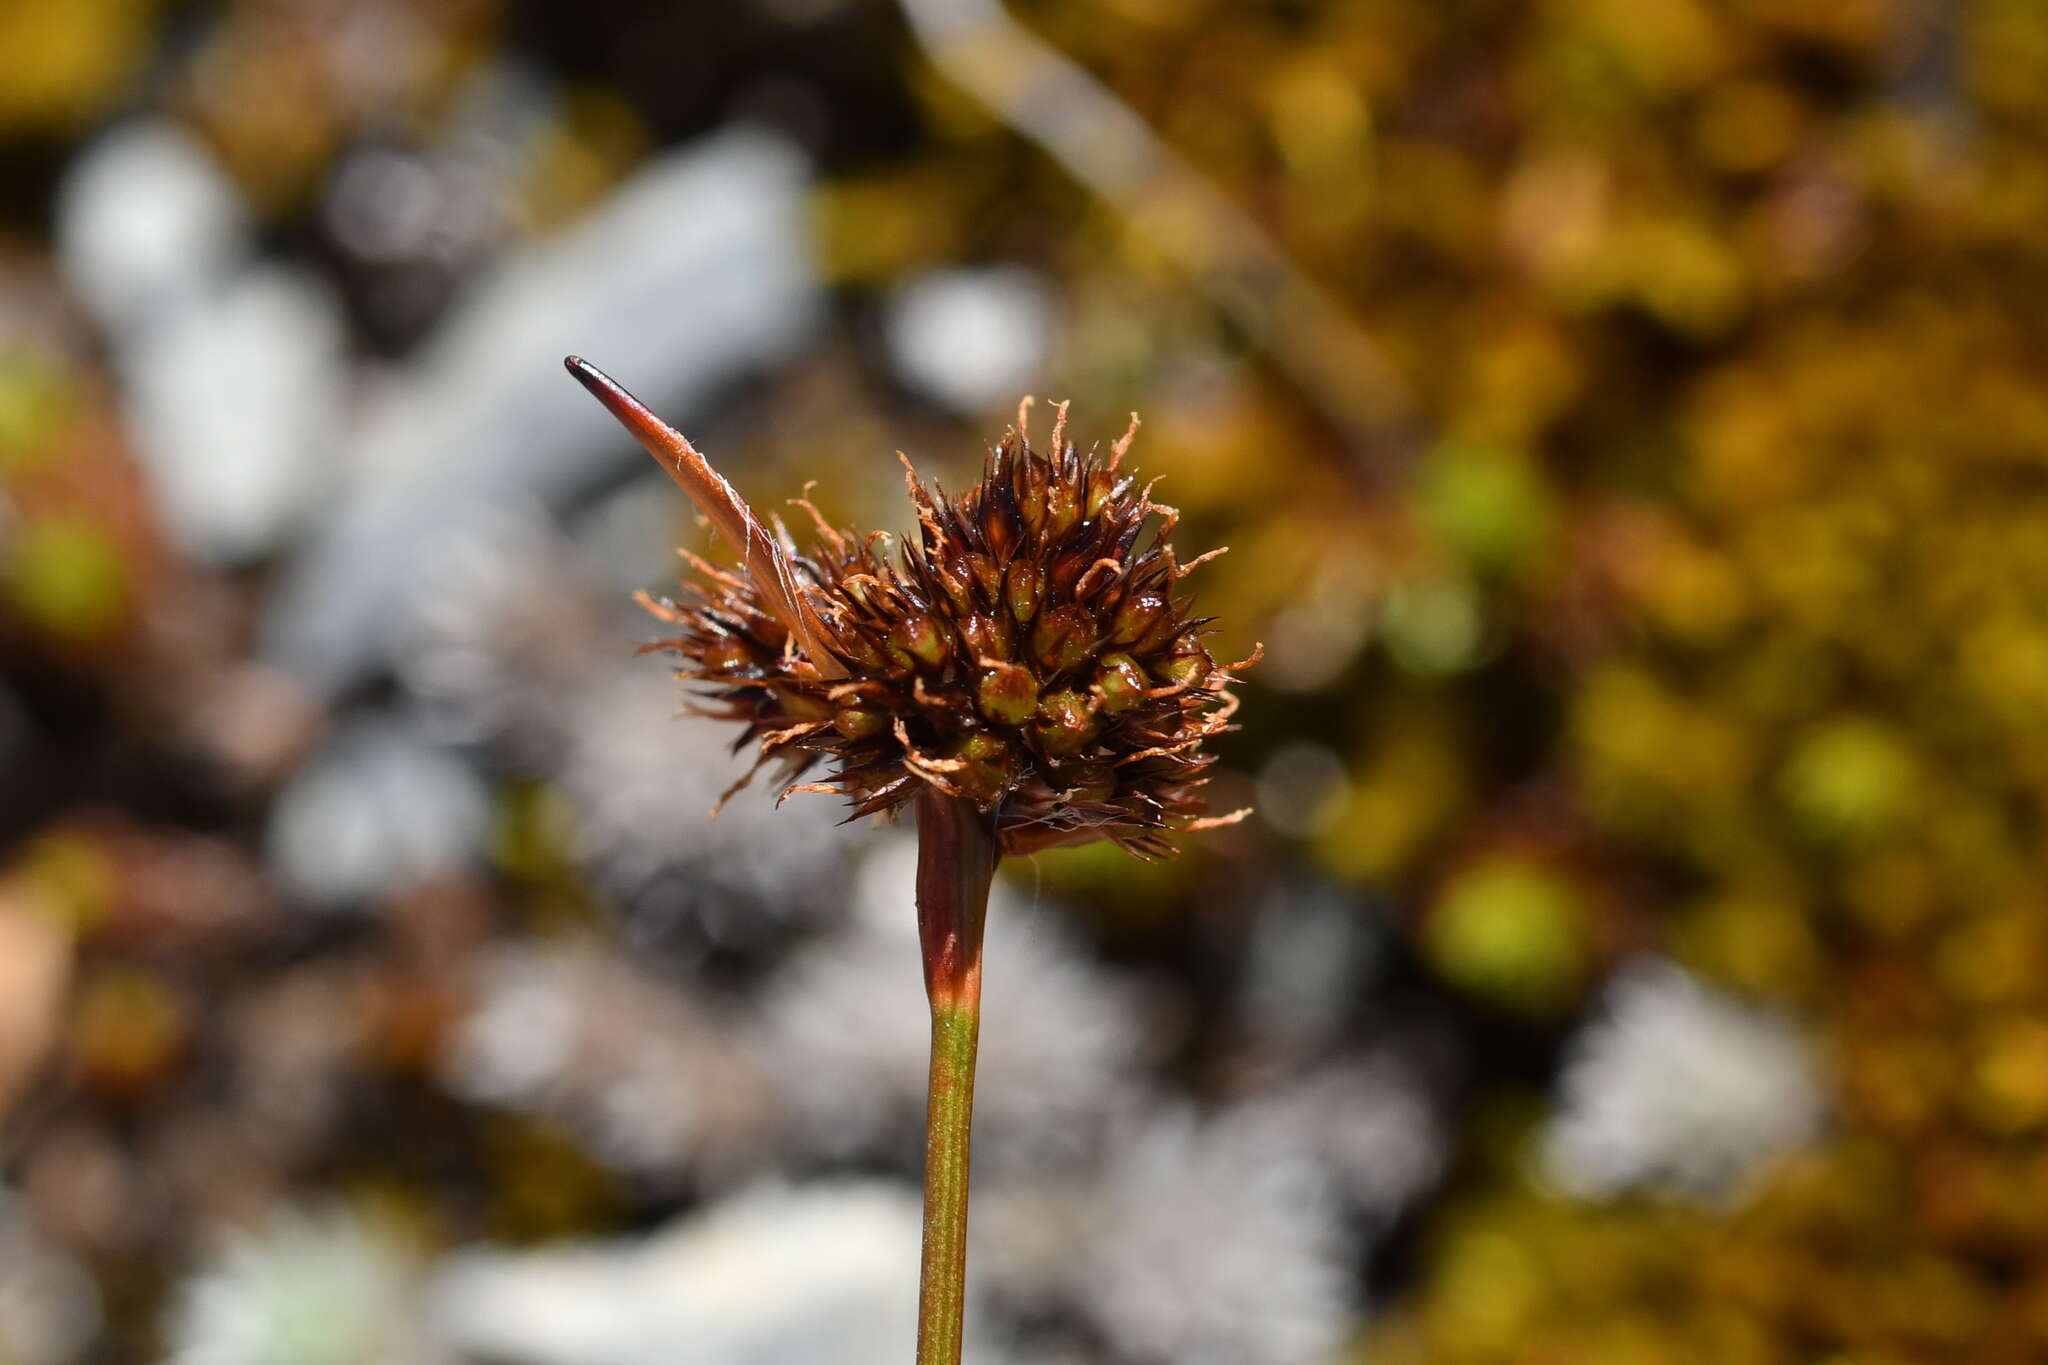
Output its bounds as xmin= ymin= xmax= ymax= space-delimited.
xmin=566 ymin=354 xmax=1255 ymax=1365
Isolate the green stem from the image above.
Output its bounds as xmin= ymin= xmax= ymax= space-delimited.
xmin=913 ymin=790 xmax=999 ymax=1365
xmin=918 ymin=1000 xmax=981 ymax=1364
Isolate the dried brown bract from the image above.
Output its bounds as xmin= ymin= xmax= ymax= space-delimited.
xmin=568 ymin=360 xmax=1253 ymax=858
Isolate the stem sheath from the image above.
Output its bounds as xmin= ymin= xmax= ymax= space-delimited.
xmin=913 ymin=790 xmax=999 ymax=1365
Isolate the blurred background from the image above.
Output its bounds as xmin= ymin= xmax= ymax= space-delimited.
xmin=2 ymin=0 xmax=2045 ymax=1361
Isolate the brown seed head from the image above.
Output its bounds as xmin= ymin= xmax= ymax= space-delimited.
xmin=569 ymin=360 xmax=1254 ymax=858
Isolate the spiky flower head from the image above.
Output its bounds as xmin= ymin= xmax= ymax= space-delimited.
xmin=566 ymin=358 xmax=1254 ymax=858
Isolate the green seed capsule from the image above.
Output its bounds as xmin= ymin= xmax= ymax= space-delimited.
xmin=1006 ymin=559 xmax=1044 ymax=624
xmin=834 ymin=706 xmax=888 ymax=740
xmin=946 ymin=731 xmax=1012 ymax=802
xmin=1034 ymin=689 xmax=1099 ymax=757
xmin=1085 ymin=471 xmax=1118 ymax=520
xmin=967 ymin=553 xmax=1001 ymax=604
xmin=1053 ymin=759 xmax=1116 ymax=803
xmin=961 ymin=611 xmax=1014 ymax=661
xmin=1045 ymin=475 xmax=1081 ymax=539
xmin=977 ymin=664 xmax=1038 ymax=726
xmin=1109 ymin=593 xmax=1168 ymax=646
xmin=894 ymin=614 xmax=949 ymax=668
xmin=772 ymin=686 xmax=834 ymax=722
xmin=937 ymin=565 xmax=976 ymax=615
xmin=1095 ymin=652 xmax=1148 ymax=711
xmin=955 ymin=731 xmax=1009 ymax=764
xmin=1160 ymin=650 xmax=1211 ymax=689
xmin=1018 ymin=464 xmax=1049 ymax=535
xmin=986 ymin=498 xmax=1020 ymax=560
xmin=1031 ymin=604 xmax=1098 ymax=675
xmin=841 ymin=631 xmax=888 ymax=673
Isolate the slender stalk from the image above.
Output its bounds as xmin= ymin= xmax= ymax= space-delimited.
xmin=913 ymin=790 xmax=999 ymax=1365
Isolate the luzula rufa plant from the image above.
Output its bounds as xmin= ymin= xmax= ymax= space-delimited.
xmin=565 ymin=356 xmax=1254 ymax=1364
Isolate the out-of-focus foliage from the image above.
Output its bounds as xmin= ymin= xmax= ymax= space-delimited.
xmin=3 ymin=0 xmax=2046 ymax=1360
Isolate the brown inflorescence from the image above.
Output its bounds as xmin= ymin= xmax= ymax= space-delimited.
xmin=631 ymin=395 xmax=1254 ymax=859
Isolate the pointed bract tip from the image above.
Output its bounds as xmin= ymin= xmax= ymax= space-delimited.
xmin=563 ymin=352 xmax=851 ymax=683
xmin=562 ymin=355 xmax=650 ymax=423
xmin=561 ymin=357 xmax=704 ymax=474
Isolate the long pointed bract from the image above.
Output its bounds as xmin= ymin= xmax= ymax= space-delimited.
xmin=565 ymin=356 xmax=848 ymax=679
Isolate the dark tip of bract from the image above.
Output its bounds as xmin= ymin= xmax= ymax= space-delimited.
xmin=563 ymin=357 xmax=688 ymax=467
xmin=565 ymin=356 xmax=626 ymax=409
